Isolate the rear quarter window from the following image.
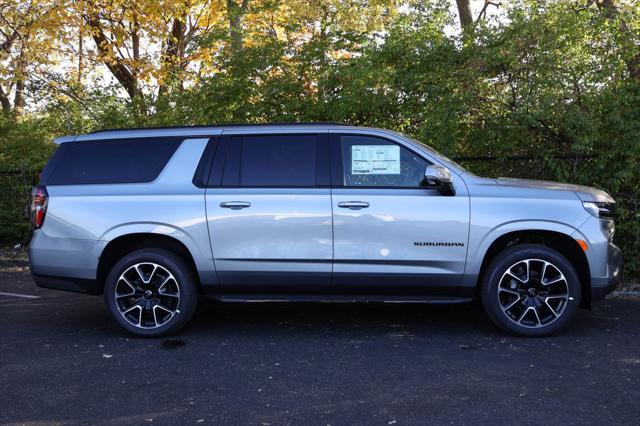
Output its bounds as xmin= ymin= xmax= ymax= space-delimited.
xmin=43 ymin=138 xmax=182 ymax=185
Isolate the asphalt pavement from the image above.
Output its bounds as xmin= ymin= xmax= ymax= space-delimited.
xmin=1 ymin=263 xmax=639 ymax=425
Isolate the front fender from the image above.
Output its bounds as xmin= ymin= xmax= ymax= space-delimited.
xmin=465 ymin=220 xmax=587 ymax=278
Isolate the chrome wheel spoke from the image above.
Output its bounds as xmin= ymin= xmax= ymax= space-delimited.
xmin=506 ymin=270 xmax=526 ymax=284
xmin=540 ymin=261 xmax=548 ymax=284
xmin=153 ymin=305 xmax=175 ymax=326
xmin=116 ymin=292 xmax=135 ymax=299
xmin=155 ymin=304 xmax=174 ymax=316
xmin=121 ymin=276 xmax=136 ymax=292
xmin=543 ymin=277 xmax=564 ymax=286
xmin=544 ymin=298 xmax=559 ymax=318
xmin=546 ymin=294 xmax=568 ymax=300
xmin=147 ymin=265 xmax=159 ymax=284
xmin=532 ymin=306 xmax=542 ymax=325
xmin=122 ymin=304 xmax=142 ymax=326
xmin=158 ymin=276 xmax=171 ymax=291
xmin=499 ymin=287 xmax=520 ymax=297
xmin=517 ymin=306 xmax=532 ymax=324
xmin=502 ymin=296 xmax=522 ymax=312
xmin=133 ymin=265 xmax=146 ymax=283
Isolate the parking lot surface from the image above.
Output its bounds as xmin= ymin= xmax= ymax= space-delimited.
xmin=2 ymin=261 xmax=639 ymax=425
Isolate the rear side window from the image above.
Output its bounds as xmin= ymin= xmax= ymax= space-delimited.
xmin=222 ymin=135 xmax=321 ymax=187
xmin=44 ymin=138 xmax=182 ymax=185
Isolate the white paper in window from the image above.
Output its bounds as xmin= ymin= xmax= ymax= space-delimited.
xmin=351 ymin=145 xmax=400 ymax=175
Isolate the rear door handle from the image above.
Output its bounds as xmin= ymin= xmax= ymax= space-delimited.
xmin=220 ymin=201 xmax=251 ymax=209
xmin=338 ymin=201 xmax=370 ymax=209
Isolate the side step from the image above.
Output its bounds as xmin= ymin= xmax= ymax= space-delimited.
xmin=209 ymin=294 xmax=473 ymax=304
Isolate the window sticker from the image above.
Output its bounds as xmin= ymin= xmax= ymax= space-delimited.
xmin=351 ymin=145 xmax=400 ymax=175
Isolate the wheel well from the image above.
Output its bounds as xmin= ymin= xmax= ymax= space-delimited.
xmin=96 ymin=233 xmax=200 ymax=294
xmin=478 ymin=230 xmax=591 ymax=308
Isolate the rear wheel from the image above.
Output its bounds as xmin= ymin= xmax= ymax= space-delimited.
xmin=104 ymin=249 xmax=198 ymax=337
xmin=481 ymin=244 xmax=581 ymax=337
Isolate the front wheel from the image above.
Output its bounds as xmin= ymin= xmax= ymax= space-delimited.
xmin=481 ymin=244 xmax=582 ymax=337
xmin=104 ymin=249 xmax=198 ymax=337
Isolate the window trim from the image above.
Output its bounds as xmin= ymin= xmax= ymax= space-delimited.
xmin=331 ymin=133 xmax=437 ymax=190
xmin=207 ymin=132 xmax=331 ymax=189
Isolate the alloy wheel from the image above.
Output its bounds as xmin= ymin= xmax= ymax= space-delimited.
xmin=497 ymin=258 xmax=570 ymax=329
xmin=114 ymin=262 xmax=181 ymax=329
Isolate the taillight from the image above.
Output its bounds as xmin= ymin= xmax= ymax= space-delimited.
xmin=30 ymin=185 xmax=48 ymax=229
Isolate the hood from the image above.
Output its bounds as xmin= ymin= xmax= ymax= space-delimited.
xmin=495 ymin=178 xmax=614 ymax=203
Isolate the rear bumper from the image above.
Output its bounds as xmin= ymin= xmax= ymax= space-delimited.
xmin=591 ymin=242 xmax=623 ymax=300
xmin=29 ymin=232 xmax=104 ymax=295
xmin=32 ymin=273 xmax=101 ymax=295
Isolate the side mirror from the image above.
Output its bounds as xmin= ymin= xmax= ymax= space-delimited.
xmin=422 ymin=165 xmax=455 ymax=195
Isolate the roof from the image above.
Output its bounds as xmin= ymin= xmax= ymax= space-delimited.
xmin=89 ymin=122 xmax=349 ymax=134
xmin=55 ymin=122 xmax=354 ymax=143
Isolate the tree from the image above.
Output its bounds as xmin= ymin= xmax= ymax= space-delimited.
xmin=591 ymin=0 xmax=640 ymax=81
xmin=455 ymin=0 xmax=473 ymax=31
xmin=0 ymin=0 xmax=63 ymax=116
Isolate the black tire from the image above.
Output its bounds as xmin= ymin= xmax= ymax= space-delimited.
xmin=481 ymin=244 xmax=581 ymax=337
xmin=104 ymin=248 xmax=198 ymax=337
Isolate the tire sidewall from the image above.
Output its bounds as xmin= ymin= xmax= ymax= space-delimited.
xmin=104 ymin=249 xmax=198 ymax=337
xmin=481 ymin=244 xmax=582 ymax=337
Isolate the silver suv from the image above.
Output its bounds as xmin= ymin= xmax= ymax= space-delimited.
xmin=28 ymin=124 xmax=622 ymax=337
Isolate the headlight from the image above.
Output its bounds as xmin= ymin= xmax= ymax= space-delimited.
xmin=583 ymin=201 xmax=615 ymax=220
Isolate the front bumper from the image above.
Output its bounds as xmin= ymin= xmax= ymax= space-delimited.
xmin=591 ymin=242 xmax=623 ymax=300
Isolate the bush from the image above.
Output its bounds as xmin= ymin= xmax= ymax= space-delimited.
xmin=0 ymin=118 xmax=57 ymax=243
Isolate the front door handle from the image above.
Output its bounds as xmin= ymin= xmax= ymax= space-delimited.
xmin=338 ymin=201 xmax=370 ymax=209
xmin=220 ymin=201 xmax=251 ymax=209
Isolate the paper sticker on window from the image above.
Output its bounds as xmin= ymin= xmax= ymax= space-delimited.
xmin=351 ymin=145 xmax=400 ymax=175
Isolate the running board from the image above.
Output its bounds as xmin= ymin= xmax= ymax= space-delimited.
xmin=209 ymin=294 xmax=473 ymax=304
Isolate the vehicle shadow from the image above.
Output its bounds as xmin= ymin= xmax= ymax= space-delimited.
xmin=186 ymin=298 xmax=501 ymax=338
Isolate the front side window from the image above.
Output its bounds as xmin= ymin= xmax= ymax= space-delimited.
xmin=239 ymin=135 xmax=317 ymax=187
xmin=341 ymin=135 xmax=430 ymax=187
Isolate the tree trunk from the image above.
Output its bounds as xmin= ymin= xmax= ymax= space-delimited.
xmin=131 ymin=12 xmax=140 ymax=88
xmin=85 ymin=14 xmax=140 ymax=100
xmin=227 ymin=0 xmax=249 ymax=54
xmin=455 ymin=0 xmax=474 ymax=31
xmin=158 ymin=16 xmax=186 ymax=97
xmin=0 ymin=86 xmax=11 ymax=115
xmin=12 ymin=43 xmax=26 ymax=116
xmin=0 ymin=29 xmax=19 ymax=54
xmin=13 ymin=78 xmax=24 ymax=116
xmin=78 ymin=29 xmax=84 ymax=83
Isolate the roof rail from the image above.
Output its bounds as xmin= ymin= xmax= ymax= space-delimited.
xmin=89 ymin=122 xmax=349 ymax=134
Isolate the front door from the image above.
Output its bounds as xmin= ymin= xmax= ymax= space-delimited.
xmin=331 ymin=134 xmax=470 ymax=295
xmin=205 ymin=132 xmax=332 ymax=292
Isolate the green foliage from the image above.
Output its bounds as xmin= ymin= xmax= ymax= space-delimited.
xmin=0 ymin=117 xmax=56 ymax=241
xmin=0 ymin=0 xmax=638 ymax=279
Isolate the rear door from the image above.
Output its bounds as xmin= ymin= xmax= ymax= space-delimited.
xmin=205 ymin=132 xmax=332 ymax=292
xmin=330 ymin=133 xmax=470 ymax=295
